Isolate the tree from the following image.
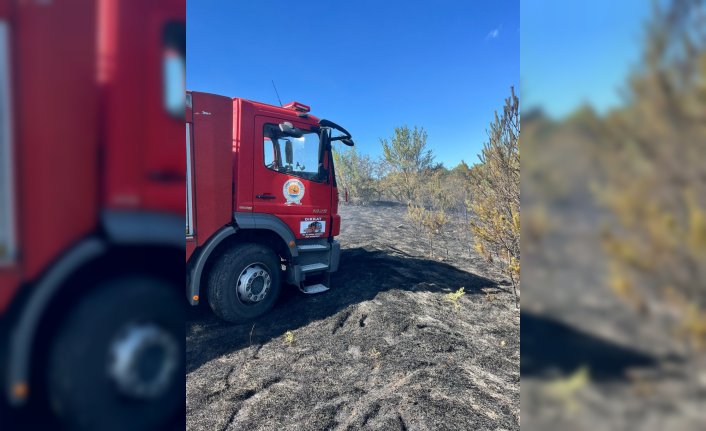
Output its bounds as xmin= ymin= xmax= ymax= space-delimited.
xmin=332 ymin=146 xmax=379 ymax=204
xmin=468 ymin=87 xmax=520 ymax=304
xmin=379 ymin=126 xmax=435 ymax=203
xmin=595 ymin=0 xmax=706 ymax=344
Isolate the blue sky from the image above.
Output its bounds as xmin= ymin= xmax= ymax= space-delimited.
xmin=187 ymin=0 xmax=519 ymax=168
xmin=522 ymin=0 xmax=652 ymax=119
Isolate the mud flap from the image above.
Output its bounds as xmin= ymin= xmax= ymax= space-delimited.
xmin=329 ymin=240 xmax=341 ymax=272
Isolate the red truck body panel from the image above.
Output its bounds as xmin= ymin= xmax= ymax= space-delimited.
xmin=185 ymin=92 xmax=233 ymax=261
xmin=102 ymin=0 xmax=185 ymax=214
xmin=232 ymin=98 xmax=255 ymax=214
xmin=0 ymin=0 xmax=99 ymax=312
xmin=0 ymin=0 xmax=185 ymax=312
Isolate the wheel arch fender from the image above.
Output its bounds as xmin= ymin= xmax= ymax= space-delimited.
xmin=6 ymin=211 xmax=185 ymax=406
xmin=186 ymin=213 xmax=298 ymax=306
xmin=5 ymin=238 xmax=107 ymax=406
xmin=233 ymin=212 xmax=298 ymax=252
xmin=186 ymin=225 xmax=237 ymax=305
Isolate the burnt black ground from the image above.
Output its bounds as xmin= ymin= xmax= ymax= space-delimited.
xmin=186 ymin=204 xmax=520 ymax=430
xmin=521 ymin=116 xmax=706 ymax=431
xmin=520 ymin=197 xmax=706 ymax=430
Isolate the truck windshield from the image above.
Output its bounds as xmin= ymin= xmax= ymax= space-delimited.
xmin=263 ymin=124 xmax=322 ymax=181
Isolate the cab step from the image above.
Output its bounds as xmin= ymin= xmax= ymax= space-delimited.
xmin=299 ymin=283 xmax=330 ymax=295
xmin=297 ymin=244 xmax=329 ymax=252
xmin=300 ymin=262 xmax=328 ymax=273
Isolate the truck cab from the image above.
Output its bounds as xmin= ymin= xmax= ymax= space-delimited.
xmin=186 ymin=92 xmax=353 ymax=322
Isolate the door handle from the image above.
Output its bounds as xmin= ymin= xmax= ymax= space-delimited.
xmin=256 ymin=194 xmax=276 ymax=200
xmin=147 ymin=170 xmax=184 ymax=183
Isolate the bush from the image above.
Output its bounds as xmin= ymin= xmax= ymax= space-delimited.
xmin=332 ymin=146 xmax=380 ymax=204
xmin=594 ymin=0 xmax=706 ymax=345
xmin=406 ymin=203 xmax=449 ymax=258
xmin=467 ymin=87 xmax=521 ymax=303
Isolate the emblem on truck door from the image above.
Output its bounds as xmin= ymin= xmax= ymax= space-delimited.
xmin=283 ymin=179 xmax=305 ymax=205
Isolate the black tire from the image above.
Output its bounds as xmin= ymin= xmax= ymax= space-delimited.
xmin=207 ymin=242 xmax=282 ymax=323
xmin=46 ymin=276 xmax=184 ymax=431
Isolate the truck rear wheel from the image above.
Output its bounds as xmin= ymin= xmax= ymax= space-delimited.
xmin=46 ymin=276 xmax=184 ymax=431
xmin=207 ymin=242 xmax=282 ymax=323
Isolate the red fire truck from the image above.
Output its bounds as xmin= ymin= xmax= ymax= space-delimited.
xmin=0 ymin=1 xmax=185 ymax=429
xmin=186 ymin=92 xmax=354 ymax=323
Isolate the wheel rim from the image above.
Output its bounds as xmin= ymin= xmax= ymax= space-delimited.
xmin=236 ymin=263 xmax=272 ymax=305
xmin=108 ymin=323 xmax=179 ymax=399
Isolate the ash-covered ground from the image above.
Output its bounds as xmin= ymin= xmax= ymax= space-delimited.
xmin=186 ymin=203 xmax=520 ymax=431
xmin=521 ymin=195 xmax=706 ymax=431
xmin=521 ymin=115 xmax=706 ymax=431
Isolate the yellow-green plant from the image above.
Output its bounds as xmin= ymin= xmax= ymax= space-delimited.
xmin=283 ymin=330 xmax=294 ymax=345
xmin=543 ymin=366 xmax=590 ymax=414
xmin=593 ymin=0 xmax=706 ymax=348
xmin=468 ymin=87 xmax=520 ymax=304
xmin=369 ymin=347 xmax=381 ymax=369
xmin=406 ymin=204 xmax=426 ymax=230
xmin=444 ymin=287 xmax=466 ymax=311
xmin=369 ymin=347 xmax=380 ymax=359
xmin=406 ymin=204 xmax=449 ymax=257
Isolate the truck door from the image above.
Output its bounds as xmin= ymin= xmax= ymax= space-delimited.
xmin=252 ymin=116 xmax=332 ymax=240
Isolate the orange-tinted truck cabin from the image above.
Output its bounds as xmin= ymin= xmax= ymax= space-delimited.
xmin=186 ymin=91 xmax=354 ymax=322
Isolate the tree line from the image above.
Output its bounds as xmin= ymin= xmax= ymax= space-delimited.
xmin=333 ymin=87 xmax=520 ymax=301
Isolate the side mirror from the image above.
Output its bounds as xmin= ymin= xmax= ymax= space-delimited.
xmin=284 ymin=140 xmax=293 ymax=165
xmin=320 ymin=119 xmax=354 ymax=146
xmin=163 ymin=50 xmax=185 ymax=119
xmin=279 ymin=121 xmax=303 ymax=138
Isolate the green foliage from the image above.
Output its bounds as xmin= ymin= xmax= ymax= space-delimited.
xmin=444 ymin=287 xmax=466 ymax=311
xmin=332 ymin=146 xmax=380 ymax=204
xmin=379 ymin=125 xmax=435 ymax=204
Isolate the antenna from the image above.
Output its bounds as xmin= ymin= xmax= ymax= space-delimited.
xmin=271 ymin=80 xmax=283 ymax=107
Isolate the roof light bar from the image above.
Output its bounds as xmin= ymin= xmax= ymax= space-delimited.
xmin=283 ymin=101 xmax=310 ymax=113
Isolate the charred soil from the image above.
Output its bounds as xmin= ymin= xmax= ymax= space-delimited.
xmin=186 ymin=204 xmax=520 ymax=430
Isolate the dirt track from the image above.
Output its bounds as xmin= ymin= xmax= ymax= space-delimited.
xmin=186 ymin=203 xmax=520 ymax=430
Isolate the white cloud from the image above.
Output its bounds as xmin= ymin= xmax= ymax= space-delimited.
xmin=486 ymin=26 xmax=501 ymax=40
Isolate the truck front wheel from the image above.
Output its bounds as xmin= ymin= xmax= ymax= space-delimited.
xmin=46 ymin=276 xmax=184 ymax=431
xmin=207 ymin=243 xmax=282 ymax=323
